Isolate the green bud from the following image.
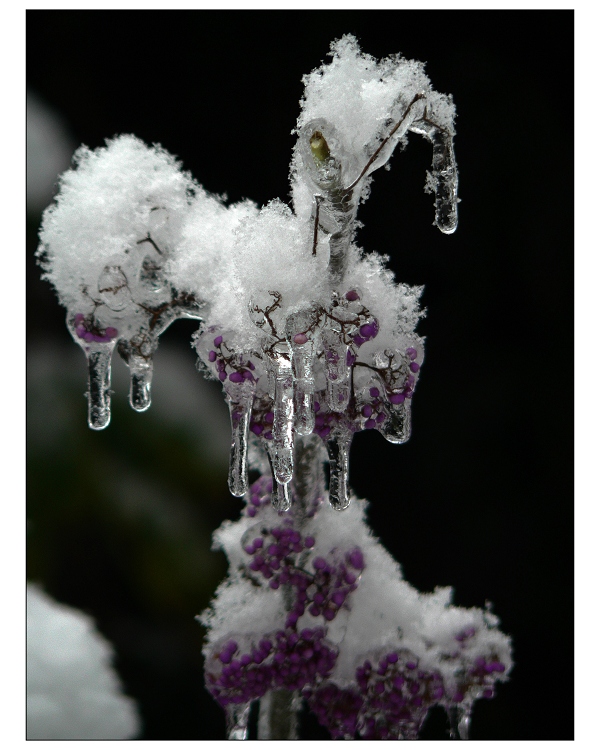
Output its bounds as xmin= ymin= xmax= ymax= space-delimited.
xmin=310 ymin=131 xmax=331 ymax=164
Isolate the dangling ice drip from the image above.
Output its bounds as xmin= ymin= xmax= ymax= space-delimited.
xmin=264 ymin=343 xmax=295 ymax=511
xmin=116 ymin=289 xmax=204 ymax=413
xmin=410 ymin=115 xmax=459 ymax=234
xmin=285 ymin=309 xmax=319 ymax=436
xmin=325 ymin=427 xmax=353 ymax=511
xmin=195 ymin=330 xmax=259 ymax=498
xmin=69 ymin=312 xmax=119 ymax=430
xmin=321 ymin=326 xmax=351 ymax=414
xmin=377 ymin=344 xmax=424 ymax=445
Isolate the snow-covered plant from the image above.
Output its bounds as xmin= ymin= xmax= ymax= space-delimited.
xmin=37 ymin=35 xmax=511 ymax=739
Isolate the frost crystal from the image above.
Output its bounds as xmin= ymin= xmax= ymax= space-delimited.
xmin=37 ymin=34 xmax=509 ymax=740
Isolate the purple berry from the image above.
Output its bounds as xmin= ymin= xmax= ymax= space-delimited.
xmin=229 ymin=371 xmax=243 ymax=383
xmin=345 ymin=290 xmax=360 ymax=301
xmin=214 ymin=335 xmax=223 ymax=346
xmin=389 ymin=393 xmax=405 ymax=404
xmin=406 ymin=347 xmax=417 ymax=360
xmin=208 ymin=350 xmax=217 ymax=362
xmin=347 ymin=549 xmax=364 ymax=570
xmin=293 ymin=333 xmax=308 ymax=345
xmin=409 ymin=362 xmax=420 ymax=373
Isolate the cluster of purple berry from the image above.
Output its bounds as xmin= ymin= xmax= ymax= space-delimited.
xmin=207 ymin=334 xmax=256 ymax=384
xmin=454 ymin=655 xmax=507 ymax=702
xmin=356 ymin=651 xmax=445 ymax=739
xmin=206 ymin=627 xmax=337 ymax=708
xmin=245 ymin=475 xmax=274 ymax=518
xmin=305 ymin=650 xmax=445 ymax=739
xmin=359 ymin=386 xmax=389 ymax=429
xmin=304 ymin=682 xmax=363 ymax=738
xmin=242 ymin=521 xmax=364 ymax=628
xmin=73 ymin=313 xmax=118 ymax=344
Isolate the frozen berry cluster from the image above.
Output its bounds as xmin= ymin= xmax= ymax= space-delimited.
xmin=242 ymin=521 xmax=364 ymax=628
xmin=303 ymin=682 xmax=363 ymax=739
xmin=206 ymin=333 xmax=257 ymax=385
xmin=72 ymin=313 xmax=118 ymax=344
xmin=451 ymin=654 xmax=507 ymax=703
xmin=206 ymin=627 xmax=337 ymax=708
xmin=305 ymin=650 xmax=444 ymax=739
xmin=356 ymin=651 xmax=445 ymax=739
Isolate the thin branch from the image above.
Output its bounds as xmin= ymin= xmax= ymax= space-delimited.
xmin=311 ymin=196 xmax=323 ymax=256
xmin=342 ymin=92 xmax=426 ymax=196
xmin=136 ymin=233 xmax=163 ymax=255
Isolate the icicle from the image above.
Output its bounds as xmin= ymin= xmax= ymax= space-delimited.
xmin=380 ymin=400 xmax=412 ymax=445
xmin=226 ymin=702 xmax=252 ymax=740
xmin=124 ymin=352 xmax=152 ymax=411
xmin=286 ymin=312 xmax=316 ymax=436
xmin=116 ymin=337 xmax=156 ymax=412
xmin=446 ymin=704 xmax=471 ymax=740
xmin=429 ymin=129 xmax=458 ymax=234
xmin=226 ymin=391 xmax=254 ymax=498
xmin=266 ymin=442 xmax=292 ymax=512
xmin=321 ymin=328 xmax=351 ymax=413
xmin=326 ymin=429 xmax=352 ymax=510
xmin=265 ymin=343 xmax=294 ymax=486
xmin=85 ymin=344 xmax=115 ymax=430
xmin=274 ymin=480 xmax=292 ymax=512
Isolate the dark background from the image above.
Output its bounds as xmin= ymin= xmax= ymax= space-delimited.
xmin=27 ymin=9 xmax=573 ymax=740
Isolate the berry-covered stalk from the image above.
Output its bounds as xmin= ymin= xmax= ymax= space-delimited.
xmin=201 ymin=436 xmax=511 ymax=739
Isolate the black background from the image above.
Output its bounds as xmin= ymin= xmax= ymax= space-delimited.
xmin=27 ymin=9 xmax=573 ymax=740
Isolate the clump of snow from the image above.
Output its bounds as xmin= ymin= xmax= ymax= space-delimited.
xmin=37 ymin=134 xmax=195 ymax=311
xmin=27 ymin=584 xmax=140 ymax=740
xmin=166 ymin=191 xmax=258 ymax=318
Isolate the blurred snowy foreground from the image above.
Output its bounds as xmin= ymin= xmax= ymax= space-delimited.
xmin=27 ymin=584 xmax=140 ymax=739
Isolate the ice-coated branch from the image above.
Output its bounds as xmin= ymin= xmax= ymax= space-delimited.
xmin=37 ymin=35 xmax=452 ymax=488
xmin=36 ymin=33 xmax=510 ymax=740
